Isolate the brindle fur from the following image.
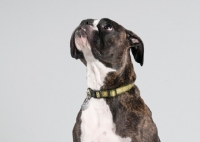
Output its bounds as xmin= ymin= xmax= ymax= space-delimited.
xmin=102 ymin=54 xmax=160 ymax=141
xmin=71 ymin=18 xmax=160 ymax=142
xmin=72 ymin=55 xmax=160 ymax=142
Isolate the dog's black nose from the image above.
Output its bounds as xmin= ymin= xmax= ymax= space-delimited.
xmin=80 ymin=19 xmax=94 ymax=26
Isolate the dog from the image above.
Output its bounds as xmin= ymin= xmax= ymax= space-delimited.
xmin=70 ymin=18 xmax=160 ymax=142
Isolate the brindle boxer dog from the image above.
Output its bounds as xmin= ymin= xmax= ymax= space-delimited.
xmin=70 ymin=18 xmax=160 ymax=142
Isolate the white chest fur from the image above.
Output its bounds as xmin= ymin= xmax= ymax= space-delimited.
xmin=80 ymin=98 xmax=131 ymax=142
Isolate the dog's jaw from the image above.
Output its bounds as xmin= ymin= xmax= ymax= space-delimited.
xmin=75 ymin=36 xmax=115 ymax=90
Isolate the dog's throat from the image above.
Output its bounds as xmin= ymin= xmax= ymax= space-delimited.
xmin=79 ymin=44 xmax=116 ymax=90
xmin=86 ymin=61 xmax=116 ymax=90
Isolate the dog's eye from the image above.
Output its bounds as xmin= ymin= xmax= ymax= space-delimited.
xmin=103 ymin=24 xmax=113 ymax=31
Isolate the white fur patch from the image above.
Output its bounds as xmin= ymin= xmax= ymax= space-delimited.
xmin=80 ymin=98 xmax=131 ymax=142
xmin=93 ymin=19 xmax=100 ymax=31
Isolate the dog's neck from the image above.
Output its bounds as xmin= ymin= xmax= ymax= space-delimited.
xmin=85 ymin=49 xmax=136 ymax=91
xmin=85 ymin=50 xmax=116 ymax=90
xmin=101 ymin=52 xmax=136 ymax=90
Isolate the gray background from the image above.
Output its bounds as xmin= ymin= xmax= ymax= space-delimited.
xmin=0 ymin=0 xmax=200 ymax=142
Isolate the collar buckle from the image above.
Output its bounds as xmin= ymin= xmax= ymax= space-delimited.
xmin=87 ymin=88 xmax=91 ymax=97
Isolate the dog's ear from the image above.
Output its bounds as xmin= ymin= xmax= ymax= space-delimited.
xmin=126 ymin=29 xmax=144 ymax=66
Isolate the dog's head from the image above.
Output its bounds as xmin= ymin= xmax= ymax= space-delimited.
xmin=70 ymin=18 xmax=144 ymax=69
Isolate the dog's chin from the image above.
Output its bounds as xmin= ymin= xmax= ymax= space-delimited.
xmin=74 ymin=36 xmax=91 ymax=52
xmin=75 ymin=28 xmax=95 ymax=52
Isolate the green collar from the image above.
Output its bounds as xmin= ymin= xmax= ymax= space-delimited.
xmin=87 ymin=83 xmax=134 ymax=98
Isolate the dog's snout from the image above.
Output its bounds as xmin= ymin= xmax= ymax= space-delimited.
xmin=80 ymin=19 xmax=94 ymax=26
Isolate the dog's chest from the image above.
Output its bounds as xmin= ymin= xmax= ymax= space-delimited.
xmin=80 ymin=98 xmax=131 ymax=142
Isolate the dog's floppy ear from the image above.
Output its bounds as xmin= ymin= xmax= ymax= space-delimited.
xmin=126 ymin=29 xmax=144 ymax=66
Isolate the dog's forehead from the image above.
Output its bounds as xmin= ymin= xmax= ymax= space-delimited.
xmin=99 ymin=18 xmax=124 ymax=31
xmin=98 ymin=18 xmax=116 ymax=25
xmin=88 ymin=18 xmax=121 ymax=30
xmin=86 ymin=18 xmax=117 ymax=31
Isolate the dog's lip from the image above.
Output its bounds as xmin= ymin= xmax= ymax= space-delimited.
xmin=75 ymin=28 xmax=87 ymax=38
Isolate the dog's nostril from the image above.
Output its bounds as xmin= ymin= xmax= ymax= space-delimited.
xmin=85 ymin=20 xmax=93 ymax=26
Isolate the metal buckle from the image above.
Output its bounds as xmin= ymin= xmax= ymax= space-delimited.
xmin=82 ymin=89 xmax=92 ymax=111
xmin=87 ymin=88 xmax=91 ymax=97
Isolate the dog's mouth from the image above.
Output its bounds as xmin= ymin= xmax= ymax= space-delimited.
xmin=74 ymin=27 xmax=92 ymax=52
xmin=75 ymin=27 xmax=87 ymax=39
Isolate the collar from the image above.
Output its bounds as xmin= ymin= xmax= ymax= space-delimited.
xmin=87 ymin=83 xmax=134 ymax=98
